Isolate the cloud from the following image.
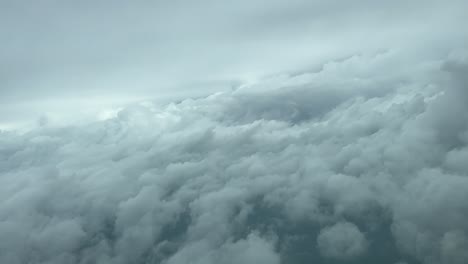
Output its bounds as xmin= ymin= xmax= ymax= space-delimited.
xmin=1 ymin=47 xmax=468 ymax=264
xmin=166 ymin=233 xmax=280 ymax=264
xmin=317 ymin=221 xmax=368 ymax=260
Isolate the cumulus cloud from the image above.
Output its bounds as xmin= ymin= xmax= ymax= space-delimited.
xmin=0 ymin=48 xmax=467 ymax=264
xmin=317 ymin=222 xmax=368 ymax=260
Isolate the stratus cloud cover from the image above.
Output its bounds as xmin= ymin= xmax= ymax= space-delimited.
xmin=1 ymin=49 xmax=468 ymax=264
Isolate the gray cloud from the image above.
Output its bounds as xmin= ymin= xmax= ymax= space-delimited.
xmin=1 ymin=1 xmax=468 ymax=263
xmin=1 ymin=49 xmax=467 ymax=264
xmin=317 ymin=221 xmax=368 ymax=260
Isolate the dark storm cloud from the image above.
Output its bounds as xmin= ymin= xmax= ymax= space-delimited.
xmin=1 ymin=50 xmax=468 ymax=264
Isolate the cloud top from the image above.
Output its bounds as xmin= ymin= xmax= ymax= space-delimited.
xmin=1 ymin=49 xmax=468 ymax=264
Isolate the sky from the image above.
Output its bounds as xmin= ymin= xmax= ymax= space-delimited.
xmin=1 ymin=0 xmax=467 ymax=128
xmin=1 ymin=1 xmax=468 ymax=264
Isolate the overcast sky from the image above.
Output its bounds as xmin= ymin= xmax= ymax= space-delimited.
xmin=1 ymin=0 xmax=467 ymax=128
xmin=1 ymin=2 xmax=468 ymax=264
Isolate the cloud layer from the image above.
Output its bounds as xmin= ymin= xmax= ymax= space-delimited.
xmin=1 ymin=49 xmax=467 ymax=264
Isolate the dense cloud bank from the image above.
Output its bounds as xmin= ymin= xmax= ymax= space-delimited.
xmin=1 ymin=51 xmax=468 ymax=264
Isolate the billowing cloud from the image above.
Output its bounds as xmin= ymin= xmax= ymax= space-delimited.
xmin=1 ymin=49 xmax=467 ymax=264
xmin=317 ymin=221 xmax=368 ymax=260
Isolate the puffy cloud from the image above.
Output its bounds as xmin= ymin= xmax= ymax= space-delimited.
xmin=166 ymin=233 xmax=280 ymax=264
xmin=0 ymin=50 xmax=468 ymax=264
xmin=317 ymin=222 xmax=368 ymax=260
